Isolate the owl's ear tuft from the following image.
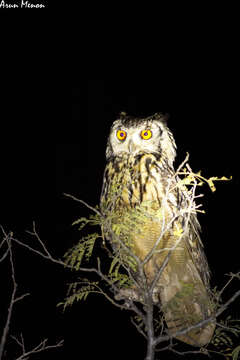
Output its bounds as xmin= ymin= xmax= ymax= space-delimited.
xmin=151 ymin=112 xmax=170 ymax=125
xmin=119 ymin=111 xmax=127 ymax=118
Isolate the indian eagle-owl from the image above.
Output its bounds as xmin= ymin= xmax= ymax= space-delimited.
xmin=100 ymin=112 xmax=215 ymax=346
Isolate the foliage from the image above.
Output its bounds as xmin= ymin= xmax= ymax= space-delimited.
xmin=63 ymin=213 xmax=103 ymax=270
xmin=63 ymin=232 xmax=100 ymax=270
xmin=210 ymin=316 xmax=240 ymax=359
xmin=178 ymin=168 xmax=232 ymax=193
xmin=232 ymin=345 xmax=240 ymax=360
xmin=58 ymin=280 xmax=100 ymax=310
xmin=108 ymin=256 xmax=133 ymax=288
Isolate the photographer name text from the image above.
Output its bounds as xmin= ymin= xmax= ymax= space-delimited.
xmin=0 ymin=0 xmax=45 ymax=8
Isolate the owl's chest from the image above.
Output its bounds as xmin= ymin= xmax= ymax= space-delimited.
xmin=101 ymin=154 xmax=176 ymax=208
xmin=101 ymin=154 xmax=184 ymax=262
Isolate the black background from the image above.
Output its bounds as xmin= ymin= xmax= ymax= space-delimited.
xmin=1 ymin=7 xmax=240 ymax=360
xmin=2 ymin=78 xmax=239 ymax=360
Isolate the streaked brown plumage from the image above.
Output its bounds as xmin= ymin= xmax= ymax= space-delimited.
xmin=100 ymin=112 xmax=215 ymax=346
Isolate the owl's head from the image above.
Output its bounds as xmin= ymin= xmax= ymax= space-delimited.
xmin=106 ymin=112 xmax=177 ymax=166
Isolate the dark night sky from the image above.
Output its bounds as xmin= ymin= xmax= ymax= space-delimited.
xmin=1 ymin=77 xmax=239 ymax=360
xmin=1 ymin=13 xmax=240 ymax=358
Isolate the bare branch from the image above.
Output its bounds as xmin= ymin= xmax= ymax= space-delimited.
xmin=12 ymin=336 xmax=64 ymax=360
xmin=175 ymin=152 xmax=190 ymax=174
xmin=216 ymin=321 xmax=240 ymax=334
xmin=0 ymin=226 xmax=10 ymax=263
xmin=0 ymin=228 xmax=63 ymax=359
xmin=6 ymin=227 xmax=146 ymax=319
xmin=63 ymin=193 xmax=102 ymax=216
xmin=0 ymin=232 xmax=18 ymax=360
xmin=130 ymin=317 xmax=147 ymax=340
xmin=11 ymin=223 xmax=68 ymax=269
xmin=217 ymin=272 xmax=238 ymax=300
xmin=156 ymin=338 xmax=210 ymax=357
xmin=215 ymin=289 xmax=240 ymax=317
xmin=14 ymin=293 xmax=30 ymax=304
xmin=169 ymin=347 xmax=210 ymax=357
xmin=0 ymin=248 xmax=9 ymax=263
xmin=26 ymin=221 xmax=52 ymax=258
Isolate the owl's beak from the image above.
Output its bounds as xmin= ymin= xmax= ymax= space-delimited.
xmin=128 ymin=139 xmax=136 ymax=153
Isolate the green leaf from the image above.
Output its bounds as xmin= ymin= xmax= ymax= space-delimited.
xmin=63 ymin=232 xmax=100 ymax=270
xmin=109 ymin=256 xmax=120 ymax=275
xmin=233 ymin=345 xmax=240 ymax=360
xmin=72 ymin=217 xmax=90 ymax=230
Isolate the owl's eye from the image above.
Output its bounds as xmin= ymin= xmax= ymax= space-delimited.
xmin=141 ymin=129 xmax=152 ymax=140
xmin=116 ymin=129 xmax=127 ymax=141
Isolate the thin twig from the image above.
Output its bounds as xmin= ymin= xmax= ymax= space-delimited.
xmin=215 ymin=290 xmax=240 ymax=317
xmin=216 ymin=321 xmax=240 ymax=334
xmin=0 ymin=233 xmax=17 ymax=360
xmin=14 ymin=338 xmax=64 ymax=360
xmin=26 ymin=222 xmax=52 ymax=258
xmin=12 ymin=236 xmax=67 ymax=267
xmin=169 ymin=347 xmax=210 ymax=356
xmin=0 ymin=226 xmax=10 ymax=262
xmin=14 ymin=293 xmax=31 ymax=304
xmin=63 ymin=193 xmax=102 ymax=216
xmin=217 ymin=273 xmax=236 ymax=300
xmin=10 ymin=228 xmax=146 ymax=317
xmin=130 ymin=317 xmax=147 ymax=340
xmin=0 ymin=248 xmax=9 ymax=263
xmin=0 ymin=228 xmax=64 ymax=359
xmin=175 ymin=152 xmax=190 ymax=174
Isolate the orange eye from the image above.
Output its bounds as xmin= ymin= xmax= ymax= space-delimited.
xmin=116 ymin=129 xmax=127 ymax=141
xmin=141 ymin=129 xmax=152 ymax=140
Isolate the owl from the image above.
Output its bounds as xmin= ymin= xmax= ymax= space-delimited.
xmin=100 ymin=112 xmax=215 ymax=347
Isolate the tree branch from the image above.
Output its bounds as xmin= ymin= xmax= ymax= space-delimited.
xmin=0 ymin=227 xmax=64 ymax=359
xmin=13 ymin=337 xmax=64 ymax=360
xmin=0 ymin=231 xmax=30 ymax=360
xmin=63 ymin=193 xmax=102 ymax=216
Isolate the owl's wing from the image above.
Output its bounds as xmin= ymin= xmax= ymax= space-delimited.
xmin=187 ymin=214 xmax=211 ymax=288
xmin=158 ymin=216 xmax=215 ymax=346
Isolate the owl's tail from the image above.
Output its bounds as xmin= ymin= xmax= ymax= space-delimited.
xmin=159 ymin=262 xmax=215 ymax=347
